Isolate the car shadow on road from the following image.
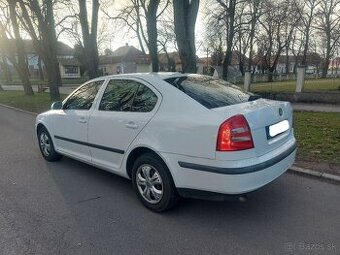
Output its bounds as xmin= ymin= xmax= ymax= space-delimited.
xmin=44 ymin=155 xmax=290 ymax=220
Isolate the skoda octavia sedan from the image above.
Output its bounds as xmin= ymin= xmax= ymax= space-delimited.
xmin=35 ymin=73 xmax=296 ymax=212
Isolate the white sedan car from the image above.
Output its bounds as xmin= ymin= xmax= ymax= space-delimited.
xmin=36 ymin=73 xmax=297 ymax=212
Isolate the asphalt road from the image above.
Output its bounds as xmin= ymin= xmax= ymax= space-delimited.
xmin=0 ymin=106 xmax=339 ymax=255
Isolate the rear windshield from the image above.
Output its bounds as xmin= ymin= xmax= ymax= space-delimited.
xmin=165 ymin=75 xmax=258 ymax=109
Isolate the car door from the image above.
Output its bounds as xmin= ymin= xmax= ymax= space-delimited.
xmin=52 ymin=80 xmax=105 ymax=161
xmin=88 ymin=78 xmax=160 ymax=171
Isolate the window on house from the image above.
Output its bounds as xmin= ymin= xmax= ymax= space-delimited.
xmin=65 ymin=65 xmax=78 ymax=74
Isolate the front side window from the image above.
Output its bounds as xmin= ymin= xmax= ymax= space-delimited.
xmin=63 ymin=80 xmax=104 ymax=110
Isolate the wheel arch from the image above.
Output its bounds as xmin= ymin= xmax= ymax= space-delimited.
xmin=36 ymin=122 xmax=54 ymax=144
xmin=125 ymin=146 xmax=173 ymax=180
xmin=36 ymin=122 xmax=46 ymax=135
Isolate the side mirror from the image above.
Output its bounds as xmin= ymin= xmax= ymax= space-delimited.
xmin=51 ymin=101 xmax=63 ymax=110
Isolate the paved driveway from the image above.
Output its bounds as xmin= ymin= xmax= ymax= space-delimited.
xmin=0 ymin=106 xmax=339 ymax=255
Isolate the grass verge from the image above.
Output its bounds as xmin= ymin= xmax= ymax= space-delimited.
xmin=294 ymin=112 xmax=340 ymax=164
xmin=0 ymin=91 xmax=66 ymax=113
xmin=251 ymin=78 xmax=340 ymax=93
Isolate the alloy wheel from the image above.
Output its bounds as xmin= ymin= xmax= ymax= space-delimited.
xmin=136 ymin=164 xmax=163 ymax=204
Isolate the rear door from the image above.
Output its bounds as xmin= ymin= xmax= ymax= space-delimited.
xmin=88 ymin=78 xmax=160 ymax=171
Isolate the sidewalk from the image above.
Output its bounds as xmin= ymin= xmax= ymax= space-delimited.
xmin=292 ymin=103 xmax=340 ymax=112
xmin=1 ymin=85 xmax=77 ymax=95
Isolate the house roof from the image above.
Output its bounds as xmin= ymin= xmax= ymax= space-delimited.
xmin=0 ymin=39 xmax=74 ymax=56
xmin=58 ymin=57 xmax=80 ymax=66
xmin=99 ymin=44 xmax=150 ymax=65
xmin=158 ymin=52 xmax=182 ymax=65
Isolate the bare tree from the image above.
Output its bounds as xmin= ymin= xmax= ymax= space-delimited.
xmin=173 ymin=0 xmax=199 ymax=73
xmin=79 ymin=0 xmax=100 ymax=79
xmin=247 ymin=0 xmax=262 ymax=72
xmin=103 ymin=1 xmax=147 ymax=54
xmin=18 ymin=0 xmax=61 ymax=101
xmin=298 ymin=0 xmax=320 ymax=66
xmin=143 ymin=0 xmax=161 ymax=71
xmin=215 ymin=0 xmax=239 ymax=80
xmin=315 ymin=0 xmax=340 ymax=77
xmin=258 ymin=0 xmax=301 ymax=81
xmin=0 ymin=0 xmax=34 ymax=95
xmin=104 ymin=0 xmax=170 ymax=72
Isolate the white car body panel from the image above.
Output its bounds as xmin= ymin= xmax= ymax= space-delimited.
xmin=35 ymin=73 xmax=297 ymax=196
xmin=87 ymin=77 xmax=162 ymax=171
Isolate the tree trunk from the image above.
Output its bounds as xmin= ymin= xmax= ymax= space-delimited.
xmin=17 ymin=0 xmax=61 ymax=100
xmin=321 ymin=31 xmax=331 ymax=78
xmin=9 ymin=0 xmax=34 ymax=96
xmin=38 ymin=56 xmax=44 ymax=81
xmin=79 ymin=0 xmax=100 ymax=79
xmin=173 ymin=0 xmax=199 ymax=73
xmin=321 ymin=59 xmax=330 ymax=78
xmin=267 ymin=70 xmax=274 ymax=82
xmin=248 ymin=0 xmax=259 ymax=71
xmin=222 ymin=0 xmax=236 ymax=81
xmin=302 ymin=28 xmax=310 ymax=66
xmin=44 ymin=0 xmax=61 ymax=100
xmin=285 ymin=46 xmax=289 ymax=74
xmin=146 ymin=0 xmax=160 ymax=72
xmin=1 ymin=56 xmax=12 ymax=83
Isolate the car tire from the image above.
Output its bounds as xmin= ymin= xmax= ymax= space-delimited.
xmin=132 ymin=153 xmax=179 ymax=212
xmin=37 ymin=127 xmax=62 ymax=162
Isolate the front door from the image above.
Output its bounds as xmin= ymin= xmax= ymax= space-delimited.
xmin=53 ymin=80 xmax=104 ymax=161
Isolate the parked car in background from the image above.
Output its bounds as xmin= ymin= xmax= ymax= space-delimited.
xmin=35 ymin=73 xmax=297 ymax=212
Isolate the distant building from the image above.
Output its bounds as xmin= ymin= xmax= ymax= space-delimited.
xmin=329 ymin=57 xmax=340 ymax=75
xmin=198 ymin=51 xmax=247 ymax=79
xmin=158 ymin=52 xmax=182 ymax=72
xmin=99 ymin=44 xmax=151 ymax=75
xmin=252 ymin=53 xmax=322 ymax=74
xmin=0 ymin=39 xmax=81 ymax=79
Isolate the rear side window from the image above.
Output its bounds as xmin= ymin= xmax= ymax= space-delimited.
xmin=63 ymin=80 xmax=104 ymax=110
xmin=99 ymin=79 xmax=158 ymax=112
xmin=99 ymin=79 xmax=138 ymax=111
xmin=131 ymin=84 xmax=158 ymax=112
xmin=165 ymin=75 xmax=256 ymax=109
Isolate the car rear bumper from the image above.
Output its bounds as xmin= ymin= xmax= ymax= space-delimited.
xmin=161 ymin=139 xmax=297 ymax=196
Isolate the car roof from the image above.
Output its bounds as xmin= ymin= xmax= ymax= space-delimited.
xmin=94 ymin=72 xmax=189 ymax=81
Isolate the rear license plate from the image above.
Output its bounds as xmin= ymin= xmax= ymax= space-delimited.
xmin=266 ymin=120 xmax=289 ymax=139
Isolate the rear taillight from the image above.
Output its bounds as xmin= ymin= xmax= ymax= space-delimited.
xmin=216 ymin=114 xmax=254 ymax=151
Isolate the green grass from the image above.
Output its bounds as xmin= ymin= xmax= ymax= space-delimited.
xmin=0 ymin=91 xmax=339 ymax=164
xmin=251 ymin=78 xmax=340 ymax=93
xmin=294 ymin=112 xmax=340 ymax=164
xmin=0 ymin=77 xmax=87 ymax=86
xmin=0 ymin=91 xmax=66 ymax=113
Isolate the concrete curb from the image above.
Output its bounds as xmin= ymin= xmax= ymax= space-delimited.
xmin=0 ymin=103 xmax=38 ymax=116
xmin=289 ymin=166 xmax=340 ymax=183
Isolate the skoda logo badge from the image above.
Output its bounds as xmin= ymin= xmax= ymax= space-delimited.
xmin=279 ymin=108 xmax=283 ymax=116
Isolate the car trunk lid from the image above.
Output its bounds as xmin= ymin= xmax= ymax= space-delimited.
xmin=212 ymin=99 xmax=293 ymax=156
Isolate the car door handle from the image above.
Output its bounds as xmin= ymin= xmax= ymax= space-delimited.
xmin=78 ymin=117 xmax=87 ymax=124
xmin=125 ymin=122 xmax=138 ymax=129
